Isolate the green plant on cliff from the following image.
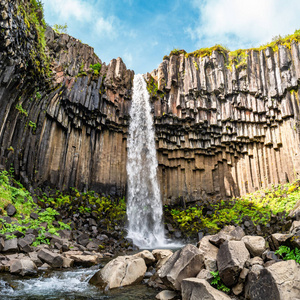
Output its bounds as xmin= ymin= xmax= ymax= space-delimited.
xmin=17 ymin=0 xmax=51 ymax=77
xmin=146 ymin=76 xmax=159 ymax=98
xmin=15 ymin=103 xmax=28 ymax=117
xmin=226 ymin=49 xmax=248 ymax=71
xmin=90 ymin=63 xmax=102 ymax=76
xmin=53 ymin=23 xmax=68 ymax=34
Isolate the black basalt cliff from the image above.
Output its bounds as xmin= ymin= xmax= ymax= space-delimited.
xmin=1 ymin=0 xmax=300 ymax=205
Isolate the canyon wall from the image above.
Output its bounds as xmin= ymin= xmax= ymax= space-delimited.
xmin=150 ymin=46 xmax=300 ymax=204
xmin=1 ymin=0 xmax=300 ymax=205
xmin=0 ymin=0 xmax=133 ymax=196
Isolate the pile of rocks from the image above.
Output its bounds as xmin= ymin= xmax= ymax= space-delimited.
xmin=90 ymin=220 xmax=300 ymax=300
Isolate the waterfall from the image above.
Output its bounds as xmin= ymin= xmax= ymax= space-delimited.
xmin=126 ymin=74 xmax=165 ymax=248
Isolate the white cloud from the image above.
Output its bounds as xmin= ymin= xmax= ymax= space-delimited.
xmin=94 ymin=17 xmax=118 ymax=38
xmin=123 ymin=51 xmax=133 ymax=69
xmin=43 ymin=0 xmax=93 ymax=21
xmin=188 ymin=0 xmax=300 ymax=50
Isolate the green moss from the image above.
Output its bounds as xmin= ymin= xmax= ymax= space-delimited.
xmin=186 ymin=44 xmax=229 ymax=59
xmin=146 ymin=75 xmax=159 ymax=97
xmin=226 ymin=49 xmax=248 ymax=71
xmin=15 ymin=103 xmax=28 ymax=117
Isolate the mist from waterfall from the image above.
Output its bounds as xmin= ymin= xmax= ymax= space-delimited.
xmin=126 ymin=74 xmax=166 ymax=248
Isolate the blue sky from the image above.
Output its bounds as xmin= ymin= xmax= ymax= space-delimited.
xmin=43 ymin=0 xmax=300 ymax=74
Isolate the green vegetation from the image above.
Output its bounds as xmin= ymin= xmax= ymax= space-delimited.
xmin=15 ymin=103 xmax=28 ymax=117
xmin=163 ymin=29 xmax=300 ymax=73
xmin=165 ymin=180 xmax=300 ymax=236
xmin=0 ymin=171 xmax=70 ymax=246
xmin=35 ymin=91 xmax=42 ymax=100
xmin=90 ymin=63 xmax=102 ymax=76
xmin=275 ymin=246 xmax=300 ymax=264
xmin=53 ymin=23 xmax=68 ymax=34
xmin=29 ymin=121 xmax=37 ymax=133
xmin=210 ymin=271 xmax=230 ymax=293
xmin=17 ymin=0 xmax=51 ymax=77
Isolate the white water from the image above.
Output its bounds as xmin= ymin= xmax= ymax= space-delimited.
xmin=126 ymin=74 xmax=166 ymax=248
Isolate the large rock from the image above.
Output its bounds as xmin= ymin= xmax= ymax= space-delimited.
xmin=217 ymin=240 xmax=250 ymax=287
xmin=158 ymin=244 xmax=204 ymax=291
xmin=134 ymin=250 xmax=155 ymax=265
xmin=3 ymin=238 xmax=18 ymax=253
xmin=197 ymin=236 xmax=219 ymax=271
xmin=10 ymin=259 xmax=37 ymax=276
xmin=245 ymin=264 xmax=280 ymax=300
xmin=242 ymin=236 xmax=266 ymax=257
xmin=152 ymin=249 xmax=173 ymax=269
xmin=5 ymin=204 xmax=16 ymax=217
xmin=37 ymin=249 xmax=63 ymax=268
xmin=267 ymin=260 xmax=300 ymax=300
xmin=155 ymin=290 xmax=178 ymax=300
xmin=89 ymin=255 xmax=147 ymax=289
xmin=269 ymin=233 xmax=293 ymax=250
xmin=68 ymin=254 xmax=102 ymax=267
xmin=181 ymin=278 xmax=231 ymax=300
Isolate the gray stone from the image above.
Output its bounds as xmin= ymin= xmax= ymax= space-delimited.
xmin=37 ymin=249 xmax=63 ymax=268
xmin=242 ymin=235 xmax=266 ymax=257
xmin=158 ymin=244 xmax=204 ymax=291
xmin=181 ymin=278 xmax=231 ymax=300
xmin=6 ymin=204 xmax=16 ymax=217
xmin=134 ymin=250 xmax=156 ymax=265
xmin=3 ymin=238 xmax=18 ymax=253
xmin=217 ymin=240 xmax=250 ymax=287
xmin=155 ymin=290 xmax=178 ymax=300
xmin=10 ymin=259 xmax=37 ymax=276
xmin=89 ymin=255 xmax=147 ymax=289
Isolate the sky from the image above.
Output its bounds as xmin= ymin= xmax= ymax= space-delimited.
xmin=42 ymin=0 xmax=300 ymax=74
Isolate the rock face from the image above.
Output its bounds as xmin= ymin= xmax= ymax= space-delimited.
xmin=1 ymin=0 xmax=300 ymax=203
xmin=89 ymin=255 xmax=147 ymax=289
xmin=158 ymin=244 xmax=204 ymax=290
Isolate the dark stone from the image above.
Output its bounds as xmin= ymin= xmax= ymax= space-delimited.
xmin=197 ymin=231 xmax=204 ymax=242
xmin=3 ymin=238 xmax=18 ymax=253
xmin=12 ymin=230 xmax=25 ymax=238
xmin=30 ymin=212 xmax=39 ymax=220
xmin=18 ymin=238 xmax=32 ymax=253
xmin=174 ymin=231 xmax=182 ymax=238
xmin=77 ymin=233 xmax=90 ymax=247
xmin=245 ymin=265 xmax=280 ymax=300
xmin=262 ymin=250 xmax=279 ymax=262
xmin=0 ymin=237 xmax=5 ymax=252
xmin=5 ymin=204 xmax=16 ymax=217
xmin=37 ymin=249 xmax=63 ymax=268
xmin=1 ymin=216 xmax=12 ymax=224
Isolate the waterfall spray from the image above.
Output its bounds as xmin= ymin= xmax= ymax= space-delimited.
xmin=126 ymin=74 xmax=166 ymax=248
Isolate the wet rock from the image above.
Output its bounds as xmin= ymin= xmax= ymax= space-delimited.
xmin=28 ymin=252 xmax=43 ymax=267
xmin=10 ymin=259 xmax=37 ymax=276
xmin=158 ymin=244 xmax=204 ymax=291
xmin=89 ymin=255 xmax=147 ymax=289
xmin=181 ymin=278 xmax=231 ymax=300
xmin=217 ymin=240 xmax=250 ymax=287
xmin=37 ymin=249 xmax=63 ymax=268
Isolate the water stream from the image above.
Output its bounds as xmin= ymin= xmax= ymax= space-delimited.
xmin=126 ymin=74 xmax=166 ymax=248
xmin=0 ymin=268 xmax=157 ymax=300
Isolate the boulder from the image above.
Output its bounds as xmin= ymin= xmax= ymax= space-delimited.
xmin=197 ymin=236 xmax=218 ymax=271
xmin=134 ymin=250 xmax=156 ymax=265
xmin=28 ymin=252 xmax=43 ymax=267
xmin=242 ymin=236 xmax=266 ymax=257
xmin=89 ymin=255 xmax=147 ymax=289
xmin=62 ymin=257 xmax=74 ymax=268
xmin=156 ymin=290 xmax=178 ymax=300
xmin=152 ymin=249 xmax=173 ymax=269
xmin=10 ymin=259 xmax=37 ymax=276
xmin=217 ymin=240 xmax=250 ymax=287
xmin=18 ymin=238 xmax=32 ymax=253
xmin=181 ymin=278 xmax=231 ymax=300
xmin=158 ymin=244 xmax=204 ymax=291
xmin=6 ymin=204 xmax=16 ymax=217
xmin=76 ymin=233 xmax=90 ymax=247
xmin=245 ymin=265 xmax=280 ymax=300
xmin=37 ymin=249 xmax=63 ymax=268
xmin=269 ymin=233 xmax=293 ymax=250
xmin=3 ymin=238 xmax=18 ymax=253
xmin=267 ymin=260 xmax=300 ymax=300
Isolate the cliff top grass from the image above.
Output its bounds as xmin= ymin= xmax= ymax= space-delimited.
xmin=165 ymin=179 xmax=300 ymax=236
xmin=163 ymin=29 xmax=300 ymax=71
